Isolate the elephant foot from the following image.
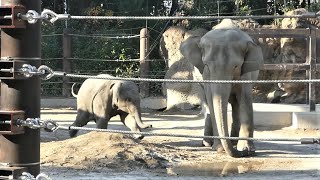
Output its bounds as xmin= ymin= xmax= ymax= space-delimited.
xmin=212 ymin=143 xmax=224 ymax=153
xmin=237 ymin=140 xmax=256 ymax=156
xmin=141 ymin=123 xmax=152 ymax=129
xmin=132 ymin=134 xmax=144 ymax=140
xmin=231 ymin=140 xmax=238 ymax=146
xmin=202 ymin=139 xmax=213 ymax=147
xmin=69 ymin=129 xmax=79 ymax=138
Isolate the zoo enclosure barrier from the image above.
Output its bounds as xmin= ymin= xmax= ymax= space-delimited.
xmin=30 ymin=10 xmax=320 ymax=111
xmin=2 ymin=117 xmax=320 ymax=144
xmin=1 ymin=10 xmax=319 ymax=104
xmin=1 ymin=6 xmax=320 ymax=179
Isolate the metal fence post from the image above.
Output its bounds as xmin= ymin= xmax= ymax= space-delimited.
xmin=308 ymin=28 xmax=317 ymax=111
xmin=63 ymin=28 xmax=71 ymax=97
xmin=140 ymin=28 xmax=150 ymax=97
xmin=0 ymin=0 xmax=41 ymax=176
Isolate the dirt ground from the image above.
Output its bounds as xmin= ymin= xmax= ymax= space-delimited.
xmin=39 ymin=108 xmax=320 ymax=179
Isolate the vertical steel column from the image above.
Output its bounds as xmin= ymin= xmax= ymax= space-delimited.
xmin=139 ymin=28 xmax=150 ymax=98
xmin=62 ymin=28 xmax=71 ymax=97
xmin=0 ymin=0 xmax=41 ymax=176
xmin=308 ymin=28 xmax=317 ymax=111
xmin=306 ymin=32 xmax=310 ymax=105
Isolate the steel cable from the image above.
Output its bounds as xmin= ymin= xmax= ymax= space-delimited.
xmin=13 ymin=118 xmax=320 ymax=144
xmin=69 ymin=14 xmax=319 ymax=21
xmin=68 ymin=34 xmax=140 ymax=39
xmin=18 ymin=9 xmax=320 ymax=24
xmin=62 ymin=72 xmax=320 ymax=84
xmin=2 ymin=64 xmax=320 ymax=84
xmin=56 ymin=125 xmax=316 ymax=143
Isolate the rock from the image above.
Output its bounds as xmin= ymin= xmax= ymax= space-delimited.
xmin=160 ymin=26 xmax=207 ymax=110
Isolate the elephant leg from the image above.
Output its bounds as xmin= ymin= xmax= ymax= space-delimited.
xmin=200 ymin=84 xmax=214 ymax=147
xmin=204 ymin=85 xmax=223 ymax=152
xmin=96 ymin=117 xmax=109 ymax=129
xmin=203 ymin=112 xmax=213 ymax=147
xmin=229 ymin=94 xmax=240 ymax=146
xmin=237 ymin=85 xmax=255 ymax=154
xmin=69 ymin=110 xmax=91 ymax=138
xmin=120 ymin=114 xmax=144 ymax=140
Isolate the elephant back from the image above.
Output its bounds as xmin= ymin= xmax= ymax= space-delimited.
xmin=76 ymin=75 xmax=115 ymax=111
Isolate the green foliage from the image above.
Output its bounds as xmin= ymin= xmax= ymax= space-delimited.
xmin=309 ymin=2 xmax=320 ymax=12
xmin=246 ymin=0 xmax=267 ymax=14
xmin=179 ymin=0 xmax=235 ymax=28
xmin=41 ymin=0 xmax=165 ymax=97
xmin=236 ymin=5 xmax=251 ymax=16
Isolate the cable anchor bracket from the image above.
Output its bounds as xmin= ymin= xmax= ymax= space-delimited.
xmin=0 ymin=110 xmax=25 ymax=135
xmin=0 ymin=5 xmax=26 ymax=28
xmin=41 ymin=9 xmax=70 ymax=23
xmin=16 ymin=9 xmax=70 ymax=24
xmin=16 ymin=118 xmax=59 ymax=132
xmin=301 ymin=138 xmax=320 ymax=144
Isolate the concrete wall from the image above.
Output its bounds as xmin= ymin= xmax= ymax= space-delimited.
xmin=41 ymin=97 xmax=320 ymax=129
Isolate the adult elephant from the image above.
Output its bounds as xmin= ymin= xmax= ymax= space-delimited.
xmin=180 ymin=19 xmax=264 ymax=157
xmin=69 ymin=74 xmax=152 ymax=139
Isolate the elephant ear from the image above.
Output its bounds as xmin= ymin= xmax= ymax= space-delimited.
xmin=110 ymin=82 xmax=121 ymax=108
xmin=241 ymin=41 xmax=264 ymax=75
xmin=180 ymin=36 xmax=204 ymax=73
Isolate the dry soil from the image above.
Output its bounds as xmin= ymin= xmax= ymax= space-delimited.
xmin=39 ymin=108 xmax=320 ymax=179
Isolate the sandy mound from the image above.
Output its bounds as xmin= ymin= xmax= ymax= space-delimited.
xmin=41 ymin=132 xmax=169 ymax=171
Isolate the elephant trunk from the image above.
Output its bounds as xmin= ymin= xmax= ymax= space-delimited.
xmin=133 ymin=106 xmax=152 ymax=129
xmin=212 ymin=84 xmax=242 ymax=158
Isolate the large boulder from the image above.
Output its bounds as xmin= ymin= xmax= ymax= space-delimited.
xmin=164 ymin=59 xmax=204 ymax=110
xmin=160 ymin=27 xmax=207 ymax=110
xmin=160 ymin=26 xmax=186 ymax=68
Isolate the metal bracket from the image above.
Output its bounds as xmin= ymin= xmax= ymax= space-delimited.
xmin=0 ymin=111 xmax=25 ymax=135
xmin=0 ymin=60 xmax=29 ymax=79
xmin=0 ymin=166 xmax=27 ymax=179
xmin=0 ymin=5 xmax=26 ymax=28
xmin=301 ymin=138 xmax=320 ymax=145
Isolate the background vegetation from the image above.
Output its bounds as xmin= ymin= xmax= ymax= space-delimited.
xmin=40 ymin=0 xmax=320 ymax=97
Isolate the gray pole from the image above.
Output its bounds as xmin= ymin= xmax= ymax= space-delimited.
xmin=217 ymin=0 xmax=220 ymax=23
xmin=0 ymin=0 xmax=41 ymax=176
xmin=139 ymin=28 xmax=150 ymax=98
xmin=308 ymin=29 xmax=317 ymax=111
xmin=64 ymin=0 xmax=68 ymax=28
xmin=274 ymin=0 xmax=277 ymax=15
xmin=62 ymin=28 xmax=71 ymax=97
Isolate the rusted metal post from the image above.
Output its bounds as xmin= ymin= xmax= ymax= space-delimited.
xmin=62 ymin=28 xmax=71 ymax=97
xmin=139 ymin=28 xmax=150 ymax=97
xmin=0 ymin=0 xmax=41 ymax=176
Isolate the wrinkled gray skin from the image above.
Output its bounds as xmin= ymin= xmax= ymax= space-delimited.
xmin=69 ymin=74 xmax=152 ymax=139
xmin=180 ymin=19 xmax=264 ymax=157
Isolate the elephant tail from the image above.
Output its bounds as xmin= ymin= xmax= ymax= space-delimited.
xmin=71 ymin=83 xmax=78 ymax=98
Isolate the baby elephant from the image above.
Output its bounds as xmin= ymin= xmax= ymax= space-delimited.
xmin=69 ymin=74 xmax=152 ymax=139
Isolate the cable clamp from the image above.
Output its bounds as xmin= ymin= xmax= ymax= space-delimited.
xmin=17 ymin=10 xmax=41 ymax=24
xmin=16 ymin=118 xmax=59 ymax=132
xmin=19 ymin=64 xmax=43 ymax=78
xmin=19 ymin=172 xmax=51 ymax=180
xmin=301 ymin=138 xmax=320 ymax=144
xmin=17 ymin=9 xmax=70 ymax=24
xmin=41 ymin=9 xmax=70 ymax=23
